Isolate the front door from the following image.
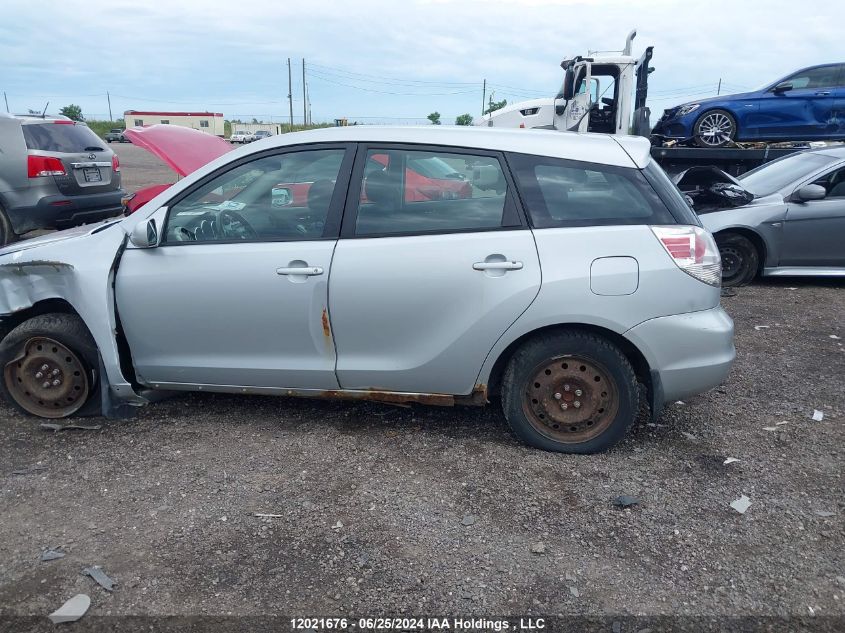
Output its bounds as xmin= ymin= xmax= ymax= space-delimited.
xmin=116 ymin=145 xmax=354 ymax=389
xmin=329 ymin=145 xmax=541 ymax=395
xmin=780 ymin=164 xmax=845 ymax=267
xmin=755 ymin=65 xmax=842 ymax=140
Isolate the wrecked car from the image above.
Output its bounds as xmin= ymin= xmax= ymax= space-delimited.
xmin=121 ymin=124 xmax=233 ymax=213
xmin=0 ymin=126 xmax=734 ymax=454
xmin=682 ymin=146 xmax=845 ymax=286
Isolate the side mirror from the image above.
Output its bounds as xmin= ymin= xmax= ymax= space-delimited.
xmin=795 ymin=184 xmax=826 ymax=201
xmin=773 ymin=81 xmax=793 ymax=93
xmin=562 ymin=67 xmax=575 ymax=101
xmin=129 ymin=217 xmax=159 ymax=248
xmin=554 ymin=98 xmax=567 ymax=117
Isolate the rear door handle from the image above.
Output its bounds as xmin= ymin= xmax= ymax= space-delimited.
xmin=472 ymin=261 xmax=523 ymax=271
xmin=276 ymin=266 xmax=323 ymax=276
xmin=815 ymin=91 xmax=831 ymax=96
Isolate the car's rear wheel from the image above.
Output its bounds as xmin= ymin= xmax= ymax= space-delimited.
xmin=0 ymin=314 xmax=100 ymax=418
xmin=717 ymin=232 xmax=759 ymax=287
xmin=0 ymin=206 xmax=15 ymax=247
xmin=501 ymin=331 xmax=639 ymax=453
xmin=694 ymin=109 xmax=737 ymax=147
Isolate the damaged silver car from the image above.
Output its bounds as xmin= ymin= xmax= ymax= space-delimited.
xmin=0 ymin=126 xmax=734 ymax=454
xmin=679 ymin=146 xmax=845 ymax=286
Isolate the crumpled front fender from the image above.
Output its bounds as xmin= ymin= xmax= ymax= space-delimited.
xmin=0 ymin=224 xmax=144 ymax=408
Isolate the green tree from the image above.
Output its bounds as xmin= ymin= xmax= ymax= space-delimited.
xmin=484 ymin=97 xmax=507 ymax=115
xmin=427 ymin=111 xmax=441 ymax=125
xmin=455 ymin=113 xmax=473 ymax=126
xmin=59 ymin=104 xmax=84 ymax=121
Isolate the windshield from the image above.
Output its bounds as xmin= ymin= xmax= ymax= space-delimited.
xmin=738 ymin=152 xmax=838 ymax=195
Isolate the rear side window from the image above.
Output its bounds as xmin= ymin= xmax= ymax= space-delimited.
xmin=354 ymin=149 xmax=514 ymax=236
xmin=21 ymin=123 xmax=104 ymax=152
xmin=508 ymin=153 xmax=675 ymax=228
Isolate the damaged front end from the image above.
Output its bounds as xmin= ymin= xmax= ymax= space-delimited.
xmin=673 ymin=166 xmax=754 ymax=214
xmin=0 ymin=220 xmax=146 ymax=416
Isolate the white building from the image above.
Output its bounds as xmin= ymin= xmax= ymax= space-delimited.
xmin=124 ymin=110 xmax=225 ymax=137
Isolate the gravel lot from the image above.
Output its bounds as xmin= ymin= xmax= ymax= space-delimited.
xmin=0 ymin=144 xmax=843 ymax=631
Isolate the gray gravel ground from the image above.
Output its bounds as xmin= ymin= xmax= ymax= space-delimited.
xmin=0 ymin=147 xmax=843 ymax=632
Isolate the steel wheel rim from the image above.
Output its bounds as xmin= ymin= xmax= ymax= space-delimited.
xmin=4 ymin=337 xmax=90 ymax=418
xmin=698 ymin=113 xmax=733 ymax=146
xmin=719 ymin=245 xmax=744 ymax=281
xmin=521 ymin=355 xmax=619 ymax=444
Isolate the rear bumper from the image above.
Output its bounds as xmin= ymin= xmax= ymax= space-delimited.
xmin=625 ymin=306 xmax=735 ymax=405
xmin=4 ymin=190 xmax=125 ymax=234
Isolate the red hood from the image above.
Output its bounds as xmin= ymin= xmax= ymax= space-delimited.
xmin=124 ymin=124 xmax=232 ymax=177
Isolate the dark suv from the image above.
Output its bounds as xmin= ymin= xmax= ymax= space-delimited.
xmin=0 ymin=113 xmax=125 ymax=244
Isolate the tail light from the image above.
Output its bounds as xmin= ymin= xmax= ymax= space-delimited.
xmin=651 ymin=225 xmax=721 ymax=286
xmin=27 ymin=155 xmax=66 ymax=178
xmin=112 ymin=154 xmax=120 ymax=172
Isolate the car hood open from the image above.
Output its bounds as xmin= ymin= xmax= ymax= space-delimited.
xmin=673 ymin=166 xmax=755 ymax=213
xmin=124 ymin=124 xmax=232 ymax=177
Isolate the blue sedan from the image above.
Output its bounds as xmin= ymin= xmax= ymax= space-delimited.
xmin=651 ymin=63 xmax=845 ymax=147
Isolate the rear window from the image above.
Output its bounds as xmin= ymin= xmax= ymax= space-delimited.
xmin=22 ymin=123 xmax=104 ymax=152
xmin=508 ymin=153 xmax=675 ymax=227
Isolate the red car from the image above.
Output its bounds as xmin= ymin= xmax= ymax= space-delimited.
xmin=123 ymin=128 xmax=471 ymax=213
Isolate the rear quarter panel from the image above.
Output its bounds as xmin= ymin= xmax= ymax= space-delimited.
xmin=697 ymin=198 xmax=788 ymax=267
xmin=477 ymin=224 xmax=722 ymax=383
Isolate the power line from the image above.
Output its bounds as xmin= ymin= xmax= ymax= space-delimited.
xmin=307 ymin=73 xmax=478 ymax=96
xmin=306 ymin=62 xmax=479 ymax=86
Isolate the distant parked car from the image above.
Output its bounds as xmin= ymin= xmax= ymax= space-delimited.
xmin=105 ymin=129 xmax=129 ymax=143
xmin=684 ymin=146 xmax=845 ymax=286
xmin=254 ymin=130 xmax=272 ymax=140
xmin=0 ymin=113 xmax=124 ymax=245
xmin=0 ymin=127 xmax=734 ymax=455
xmin=652 ymin=63 xmax=845 ymax=147
xmin=230 ymin=130 xmax=256 ymax=144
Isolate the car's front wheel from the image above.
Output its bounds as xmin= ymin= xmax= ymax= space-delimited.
xmin=694 ymin=109 xmax=737 ymax=147
xmin=501 ymin=331 xmax=639 ymax=454
xmin=717 ymin=232 xmax=759 ymax=287
xmin=0 ymin=314 xmax=100 ymax=418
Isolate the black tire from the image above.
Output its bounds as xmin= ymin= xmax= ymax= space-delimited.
xmin=693 ymin=108 xmax=737 ymax=148
xmin=717 ymin=233 xmax=759 ymax=287
xmin=0 ymin=314 xmax=100 ymax=418
xmin=0 ymin=205 xmax=15 ymax=247
xmin=501 ymin=331 xmax=639 ymax=454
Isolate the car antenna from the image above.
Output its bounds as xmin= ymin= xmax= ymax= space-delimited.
xmin=41 ymin=101 xmax=49 ymax=118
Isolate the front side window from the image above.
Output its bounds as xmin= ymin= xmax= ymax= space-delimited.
xmin=164 ymin=149 xmax=346 ymax=243
xmin=355 ymin=149 xmax=510 ymax=236
xmin=781 ymin=66 xmax=841 ymax=90
xmin=508 ymin=153 xmax=674 ymax=227
xmin=812 ymin=165 xmax=845 ymax=198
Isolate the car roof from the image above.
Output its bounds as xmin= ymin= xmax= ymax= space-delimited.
xmin=262 ymin=126 xmax=650 ymax=168
xmin=808 ymin=144 xmax=845 ymax=159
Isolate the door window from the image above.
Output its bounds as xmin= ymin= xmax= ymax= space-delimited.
xmin=354 ymin=149 xmax=511 ymax=235
xmin=508 ymin=153 xmax=675 ymax=227
xmin=164 ymin=149 xmax=346 ymax=243
xmin=780 ymin=65 xmax=841 ymax=90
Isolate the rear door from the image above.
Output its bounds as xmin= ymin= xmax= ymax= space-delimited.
xmin=21 ymin=120 xmax=118 ymax=194
xmin=328 ymin=144 xmax=540 ymax=395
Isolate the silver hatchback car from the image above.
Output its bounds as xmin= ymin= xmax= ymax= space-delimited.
xmin=0 ymin=127 xmax=734 ymax=453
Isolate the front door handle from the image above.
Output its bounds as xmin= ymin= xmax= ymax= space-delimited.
xmin=276 ymin=266 xmax=323 ymax=276
xmin=472 ymin=261 xmax=523 ymax=271
xmin=815 ymin=91 xmax=831 ymax=96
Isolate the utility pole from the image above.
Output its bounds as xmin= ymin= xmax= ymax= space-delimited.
xmin=287 ymin=58 xmax=294 ymax=131
xmin=481 ymin=79 xmax=486 ymax=117
xmin=717 ymin=78 xmax=721 ymax=95
xmin=302 ymin=59 xmax=307 ymax=127
xmin=3 ymin=92 xmax=8 ymax=113
xmin=107 ymin=91 xmax=113 ymax=121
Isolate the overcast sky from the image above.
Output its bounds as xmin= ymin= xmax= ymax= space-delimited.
xmin=2 ymin=0 xmax=843 ymax=124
